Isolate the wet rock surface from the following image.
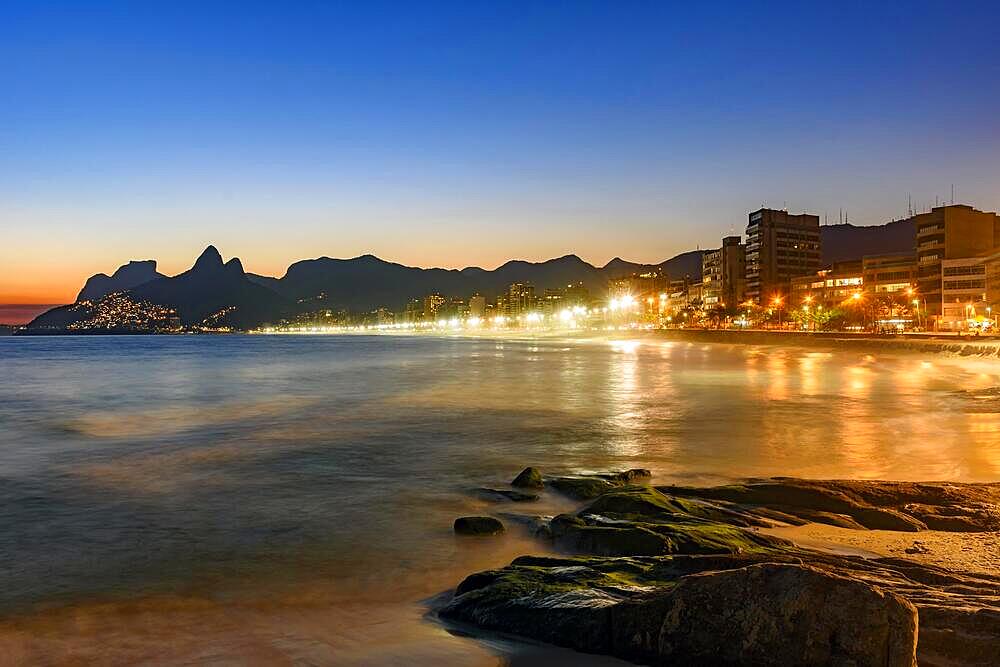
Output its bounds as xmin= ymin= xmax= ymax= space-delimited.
xmin=511 ymin=466 xmax=544 ymax=489
xmin=454 ymin=516 xmax=505 ymax=536
xmin=475 ymin=488 xmax=539 ymax=502
xmin=547 ymin=469 xmax=653 ymax=500
xmin=661 ymin=478 xmax=1000 ymax=533
xmin=442 ymin=471 xmax=1000 ymax=666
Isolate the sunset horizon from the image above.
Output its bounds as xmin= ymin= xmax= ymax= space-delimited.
xmin=5 ymin=3 xmax=1000 ymax=665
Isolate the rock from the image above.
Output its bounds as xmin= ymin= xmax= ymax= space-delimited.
xmin=548 ymin=476 xmax=617 ymax=500
xmin=545 ymin=488 xmax=793 ymax=557
xmin=441 ymin=559 xmax=919 ymax=666
xmin=443 ymin=472 xmax=1000 ymax=666
xmin=662 ymin=478 xmax=1000 ymax=533
xmin=454 ymin=516 xmax=505 ymax=536
xmin=545 ymin=470 xmax=654 ymax=501
xmin=476 ymin=488 xmax=539 ymax=502
xmin=550 ymin=514 xmax=673 ymax=556
xmin=652 ymin=563 xmax=918 ymax=666
xmin=511 ymin=467 xmax=544 ymax=489
xmin=600 ymin=468 xmax=652 ymax=484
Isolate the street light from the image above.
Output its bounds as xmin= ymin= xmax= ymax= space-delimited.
xmin=771 ymin=295 xmax=784 ymax=329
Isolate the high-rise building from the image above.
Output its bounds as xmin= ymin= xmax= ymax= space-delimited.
xmin=469 ymin=293 xmax=486 ymax=318
xmin=744 ymin=208 xmax=821 ymax=303
xmin=404 ymin=298 xmax=423 ymax=323
xmin=507 ymin=282 xmax=535 ymax=317
xmin=913 ymin=204 xmax=1000 ymax=317
xmin=423 ymin=293 xmax=446 ymax=321
xmin=541 ymin=288 xmax=564 ymax=316
xmin=702 ymin=236 xmax=746 ymax=309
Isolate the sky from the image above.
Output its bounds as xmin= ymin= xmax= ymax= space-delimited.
xmin=2 ymin=1 xmax=1000 ymax=314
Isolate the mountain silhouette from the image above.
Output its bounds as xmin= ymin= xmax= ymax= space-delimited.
xmin=128 ymin=246 xmax=293 ymax=328
xmin=248 ymin=250 xmax=703 ymax=312
xmin=77 ymin=260 xmax=164 ymax=302
xmin=26 ymin=246 xmax=703 ymax=332
xmin=820 ymin=219 xmax=915 ymax=264
xmin=28 ymin=247 xmax=293 ymax=331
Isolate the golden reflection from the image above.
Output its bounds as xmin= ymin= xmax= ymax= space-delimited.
xmin=765 ymin=352 xmax=788 ymax=401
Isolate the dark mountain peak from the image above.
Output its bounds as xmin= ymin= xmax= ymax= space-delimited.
xmin=224 ymin=257 xmax=245 ymax=275
xmin=110 ymin=259 xmax=157 ymax=280
xmin=76 ymin=258 xmax=164 ymax=302
xmin=548 ymin=253 xmax=589 ymax=266
xmin=193 ymin=245 xmax=224 ymax=271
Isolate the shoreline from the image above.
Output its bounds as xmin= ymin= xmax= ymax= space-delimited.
xmin=13 ymin=326 xmax=1000 ymax=357
xmin=439 ymin=471 xmax=1000 ymax=665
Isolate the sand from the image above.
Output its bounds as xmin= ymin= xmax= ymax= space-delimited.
xmin=763 ymin=523 xmax=1000 ymax=576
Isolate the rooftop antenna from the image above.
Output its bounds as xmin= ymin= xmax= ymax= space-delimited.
xmin=951 ymin=184 xmax=955 ymax=205
xmin=908 ymin=194 xmax=913 ymax=218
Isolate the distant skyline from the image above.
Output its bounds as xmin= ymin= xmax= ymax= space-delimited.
xmin=3 ymin=1 xmax=999 ymax=308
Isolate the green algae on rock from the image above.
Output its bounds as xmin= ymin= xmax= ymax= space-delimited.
xmin=511 ymin=466 xmax=544 ymax=489
xmin=454 ymin=516 xmax=505 ymax=536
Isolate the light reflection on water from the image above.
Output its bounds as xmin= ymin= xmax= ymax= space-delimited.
xmin=1 ymin=334 xmax=1000 ymax=664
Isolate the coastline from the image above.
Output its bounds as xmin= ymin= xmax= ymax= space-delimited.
xmin=13 ymin=325 xmax=1000 ymax=359
xmin=439 ymin=471 xmax=1000 ymax=666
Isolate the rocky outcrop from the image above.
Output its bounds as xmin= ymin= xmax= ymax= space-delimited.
xmin=476 ymin=488 xmax=539 ymax=502
xmin=442 ymin=557 xmax=921 ymax=666
xmin=653 ymin=563 xmax=917 ymax=666
xmin=454 ymin=516 xmax=505 ymax=536
xmin=442 ymin=473 xmax=1000 ymax=666
xmin=547 ymin=469 xmax=652 ymax=500
xmin=548 ymin=487 xmax=791 ymax=557
xmin=661 ymin=479 xmax=1000 ymax=533
xmin=511 ymin=467 xmax=544 ymax=489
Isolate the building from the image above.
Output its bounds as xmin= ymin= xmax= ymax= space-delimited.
xmin=702 ymin=236 xmax=746 ymax=309
xmin=914 ymin=204 xmax=1000 ymax=318
xmin=541 ymin=288 xmax=565 ymax=316
xmin=745 ymin=208 xmax=821 ymax=304
xmin=790 ymin=260 xmax=864 ymax=310
xmin=507 ymin=282 xmax=535 ymax=318
xmin=940 ymin=256 xmax=988 ymax=329
xmin=423 ymin=293 xmax=446 ymax=321
xmin=862 ymin=253 xmax=918 ymax=294
xmin=608 ymin=272 xmax=668 ymax=302
xmin=469 ymin=294 xmax=486 ymax=318
xmin=404 ymin=298 xmax=423 ymax=323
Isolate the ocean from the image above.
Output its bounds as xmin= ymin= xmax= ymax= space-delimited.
xmin=1 ymin=333 xmax=999 ymax=664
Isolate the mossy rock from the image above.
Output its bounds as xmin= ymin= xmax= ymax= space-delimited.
xmin=454 ymin=516 xmax=505 ymax=536
xmin=549 ymin=511 xmax=789 ymax=557
xmin=511 ymin=466 xmax=544 ymax=489
xmin=441 ymin=558 xmax=919 ymax=666
xmin=547 ymin=476 xmax=618 ymax=500
xmin=476 ymin=487 xmax=540 ymax=502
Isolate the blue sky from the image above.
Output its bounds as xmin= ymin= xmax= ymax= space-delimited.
xmin=2 ymin=1 xmax=999 ymax=303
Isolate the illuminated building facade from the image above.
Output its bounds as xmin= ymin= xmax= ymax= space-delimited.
xmin=423 ymin=293 xmax=446 ymax=320
xmin=469 ymin=294 xmax=486 ymax=318
xmin=914 ymin=204 xmax=1000 ymax=317
xmin=790 ymin=260 xmax=863 ymax=310
xmin=862 ymin=253 xmax=917 ymax=294
xmin=507 ymin=282 xmax=535 ymax=317
xmin=702 ymin=236 xmax=745 ymax=309
xmin=745 ymin=208 xmax=821 ymax=304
